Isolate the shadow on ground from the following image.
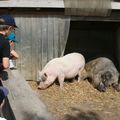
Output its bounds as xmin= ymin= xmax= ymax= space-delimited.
xmin=64 ymin=107 xmax=102 ymax=120
xmin=22 ymin=112 xmax=47 ymax=120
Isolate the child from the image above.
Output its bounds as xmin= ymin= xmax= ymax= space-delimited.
xmin=0 ymin=15 xmax=17 ymax=71
xmin=0 ymin=86 xmax=9 ymax=120
xmin=6 ymin=32 xmax=19 ymax=69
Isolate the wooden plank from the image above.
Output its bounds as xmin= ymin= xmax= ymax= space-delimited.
xmin=2 ymin=70 xmax=53 ymax=120
xmin=37 ymin=17 xmax=42 ymax=71
xmin=0 ymin=0 xmax=64 ymax=8
xmin=14 ymin=16 xmax=22 ymax=71
xmin=62 ymin=17 xmax=70 ymax=56
xmin=20 ymin=16 xmax=32 ymax=80
xmin=31 ymin=17 xmax=38 ymax=80
xmin=41 ymin=16 xmax=48 ymax=68
xmin=0 ymin=1 xmax=119 ymax=10
xmin=48 ymin=16 xmax=54 ymax=60
xmin=53 ymin=17 xmax=59 ymax=57
xmin=31 ymin=16 xmax=42 ymax=80
xmin=112 ymin=2 xmax=120 ymax=10
xmin=59 ymin=17 xmax=65 ymax=56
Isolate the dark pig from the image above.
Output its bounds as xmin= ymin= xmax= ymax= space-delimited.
xmin=81 ymin=57 xmax=120 ymax=92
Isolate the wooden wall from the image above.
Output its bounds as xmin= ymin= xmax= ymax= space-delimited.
xmin=14 ymin=15 xmax=70 ymax=80
xmin=1 ymin=6 xmax=120 ymax=81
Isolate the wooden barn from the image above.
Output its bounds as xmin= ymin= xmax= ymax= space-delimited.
xmin=0 ymin=0 xmax=120 ymax=80
xmin=1 ymin=0 xmax=120 ymax=120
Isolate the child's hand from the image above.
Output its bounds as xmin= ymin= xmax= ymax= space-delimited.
xmin=9 ymin=41 xmax=14 ymax=50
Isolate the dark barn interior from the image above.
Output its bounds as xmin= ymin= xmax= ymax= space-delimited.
xmin=64 ymin=21 xmax=120 ymax=71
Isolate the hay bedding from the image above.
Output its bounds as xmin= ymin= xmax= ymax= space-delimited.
xmin=28 ymin=79 xmax=120 ymax=120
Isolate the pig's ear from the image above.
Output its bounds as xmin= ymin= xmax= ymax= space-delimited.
xmin=41 ymin=73 xmax=47 ymax=81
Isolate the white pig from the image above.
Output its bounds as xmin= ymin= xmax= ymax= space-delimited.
xmin=37 ymin=52 xmax=85 ymax=89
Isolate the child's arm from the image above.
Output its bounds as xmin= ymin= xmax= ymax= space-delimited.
xmin=10 ymin=50 xmax=19 ymax=60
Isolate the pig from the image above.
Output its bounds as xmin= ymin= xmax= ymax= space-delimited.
xmin=37 ymin=52 xmax=85 ymax=89
xmin=81 ymin=57 xmax=120 ymax=92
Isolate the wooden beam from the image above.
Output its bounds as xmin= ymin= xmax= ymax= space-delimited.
xmin=111 ymin=2 xmax=120 ymax=10
xmin=0 ymin=1 xmax=120 ymax=10
xmin=0 ymin=0 xmax=64 ymax=8
xmin=1 ymin=70 xmax=53 ymax=120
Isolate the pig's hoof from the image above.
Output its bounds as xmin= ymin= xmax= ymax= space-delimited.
xmin=112 ymin=84 xmax=120 ymax=92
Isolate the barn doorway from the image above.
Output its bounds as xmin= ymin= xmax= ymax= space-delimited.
xmin=64 ymin=21 xmax=120 ymax=71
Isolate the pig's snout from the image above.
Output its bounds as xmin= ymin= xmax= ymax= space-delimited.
xmin=104 ymin=80 xmax=112 ymax=87
xmin=36 ymin=80 xmax=40 ymax=85
xmin=36 ymin=77 xmax=44 ymax=85
xmin=97 ymin=83 xmax=106 ymax=92
xmin=38 ymin=82 xmax=48 ymax=90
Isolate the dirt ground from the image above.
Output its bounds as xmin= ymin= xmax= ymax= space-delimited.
xmin=28 ymin=79 xmax=120 ymax=120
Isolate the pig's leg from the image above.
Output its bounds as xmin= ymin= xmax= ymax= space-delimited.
xmin=58 ymin=75 xmax=65 ymax=89
xmin=78 ymin=66 xmax=84 ymax=82
xmin=112 ymin=82 xmax=120 ymax=92
xmin=80 ymin=69 xmax=88 ymax=80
